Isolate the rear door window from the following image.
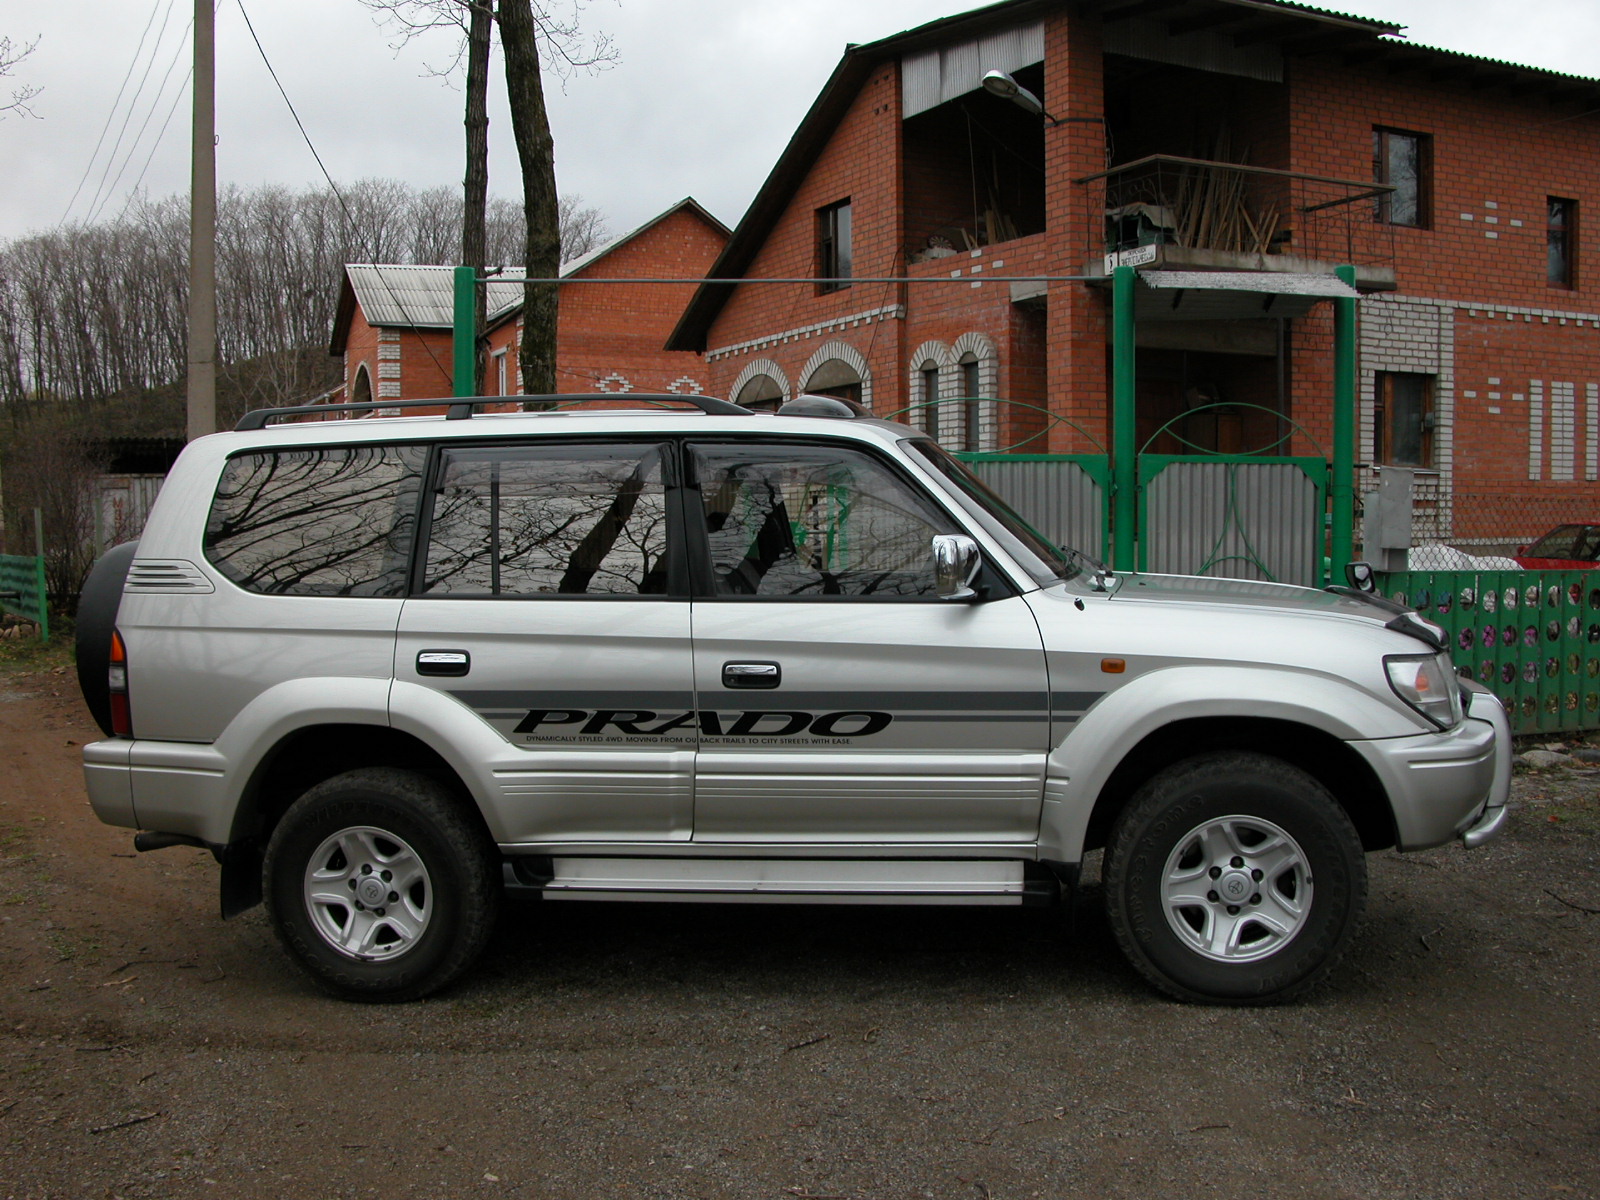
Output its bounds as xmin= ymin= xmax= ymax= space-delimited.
xmin=205 ymin=443 xmax=426 ymax=596
xmin=420 ymin=442 xmax=671 ymax=596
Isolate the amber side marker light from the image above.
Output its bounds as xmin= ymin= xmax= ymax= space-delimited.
xmin=108 ymin=630 xmax=132 ymax=737
xmin=1101 ymin=658 xmax=1126 ymax=674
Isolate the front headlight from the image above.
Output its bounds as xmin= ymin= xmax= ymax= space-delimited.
xmin=1385 ymin=652 xmax=1463 ymax=729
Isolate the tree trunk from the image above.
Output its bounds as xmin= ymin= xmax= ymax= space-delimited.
xmin=463 ymin=0 xmax=491 ymax=395
xmin=496 ymin=0 xmax=560 ymax=402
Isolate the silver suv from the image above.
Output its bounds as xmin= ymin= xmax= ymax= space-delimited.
xmin=76 ymin=394 xmax=1510 ymax=1004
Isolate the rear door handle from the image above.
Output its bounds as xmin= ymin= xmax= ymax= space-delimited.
xmin=722 ymin=661 xmax=780 ymax=689
xmin=417 ymin=649 xmax=471 ymax=677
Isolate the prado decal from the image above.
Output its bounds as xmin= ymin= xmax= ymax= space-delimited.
xmin=511 ymin=707 xmax=893 ymax=745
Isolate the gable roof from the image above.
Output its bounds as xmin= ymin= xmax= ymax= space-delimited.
xmin=330 ymin=196 xmax=730 ymax=353
xmin=666 ymin=0 xmax=1597 ymax=352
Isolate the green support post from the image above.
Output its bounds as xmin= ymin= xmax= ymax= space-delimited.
xmin=1331 ymin=263 xmax=1358 ymax=584
xmin=452 ymin=265 xmax=476 ymax=398
xmin=1111 ymin=265 xmax=1137 ymax=572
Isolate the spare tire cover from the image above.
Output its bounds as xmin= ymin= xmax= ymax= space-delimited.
xmin=76 ymin=542 xmax=139 ymax=737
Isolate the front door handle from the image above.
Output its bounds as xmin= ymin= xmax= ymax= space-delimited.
xmin=722 ymin=661 xmax=780 ymax=689
xmin=417 ymin=649 xmax=471 ymax=677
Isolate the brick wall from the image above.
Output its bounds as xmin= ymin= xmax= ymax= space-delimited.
xmin=691 ymin=7 xmax=1600 ymax=542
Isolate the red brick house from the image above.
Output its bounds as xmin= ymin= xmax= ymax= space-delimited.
xmin=329 ymin=197 xmax=729 ymax=406
xmin=666 ymin=0 xmax=1600 ymax=556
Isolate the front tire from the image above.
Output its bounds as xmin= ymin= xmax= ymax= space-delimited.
xmin=263 ymin=768 xmax=499 ymax=1002
xmin=1104 ymin=752 xmax=1366 ymax=1004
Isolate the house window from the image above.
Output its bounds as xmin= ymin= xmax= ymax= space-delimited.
xmin=1373 ymin=128 xmax=1430 ymax=228
xmin=1548 ymin=197 xmax=1576 ymax=288
xmin=958 ymin=355 xmax=983 ymax=452
xmin=1374 ymin=372 xmax=1434 ymax=467
xmin=817 ymin=200 xmax=852 ymax=292
xmin=920 ymin=364 xmax=941 ymax=439
xmin=491 ymin=348 xmax=508 ymax=396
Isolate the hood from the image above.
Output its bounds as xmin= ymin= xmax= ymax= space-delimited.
xmin=1104 ymin=572 xmax=1444 ymax=650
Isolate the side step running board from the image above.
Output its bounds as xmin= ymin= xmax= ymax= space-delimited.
xmin=511 ymin=857 xmax=1053 ymax=906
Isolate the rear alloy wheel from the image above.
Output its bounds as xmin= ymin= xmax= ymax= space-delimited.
xmin=264 ymin=768 xmax=498 ymax=1002
xmin=1104 ymin=752 xmax=1367 ymax=1004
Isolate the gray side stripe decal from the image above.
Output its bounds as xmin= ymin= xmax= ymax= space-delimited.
xmin=452 ymin=690 xmax=695 ymax=709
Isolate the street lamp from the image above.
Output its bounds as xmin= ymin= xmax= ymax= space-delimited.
xmin=981 ymin=69 xmax=1062 ymax=125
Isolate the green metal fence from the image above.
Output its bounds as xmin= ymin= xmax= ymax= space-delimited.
xmin=0 ymin=554 xmax=49 ymax=641
xmin=1377 ymin=569 xmax=1600 ymax=736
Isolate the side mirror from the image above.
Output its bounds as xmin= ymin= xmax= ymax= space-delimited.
xmin=932 ymin=534 xmax=982 ymax=600
xmin=1344 ymin=561 xmax=1376 ymax=593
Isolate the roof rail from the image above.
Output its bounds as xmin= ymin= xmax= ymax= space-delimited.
xmin=233 ymin=394 xmax=753 ymax=431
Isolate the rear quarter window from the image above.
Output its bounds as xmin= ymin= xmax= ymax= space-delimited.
xmin=204 ymin=444 xmax=426 ymax=596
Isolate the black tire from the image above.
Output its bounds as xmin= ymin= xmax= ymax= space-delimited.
xmin=263 ymin=768 xmax=499 ymax=1002
xmin=1103 ymin=751 xmax=1367 ymax=1005
xmin=75 ymin=541 xmax=139 ymax=737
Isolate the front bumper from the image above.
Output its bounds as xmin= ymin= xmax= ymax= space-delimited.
xmin=1350 ymin=682 xmax=1511 ymax=852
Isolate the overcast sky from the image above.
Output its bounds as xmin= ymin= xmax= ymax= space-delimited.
xmin=2 ymin=0 xmax=1597 ymax=247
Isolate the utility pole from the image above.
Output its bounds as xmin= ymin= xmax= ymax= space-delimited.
xmin=186 ymin=0 xmax=217 ymax=440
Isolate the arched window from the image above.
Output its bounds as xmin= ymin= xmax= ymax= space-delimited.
xmin=800 ymin=342 xmax=872 ymax=409
xmin=736 ymin=373 xmax=785 ymax=412
xmin=729 ymin=359 xmax=791 ymax=411
xmin=908 ymin=340 xmax=952 ymax=439
xmin=947 ymin=333 xmax=999 ymax=452
xmin=958 ymin=352 xmax=982 ymax=451
xmin=351 ymin=363 xmax=373 ymax=407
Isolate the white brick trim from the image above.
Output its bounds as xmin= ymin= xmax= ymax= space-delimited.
xmin=799 ymin=341 xmax=874 ymax=410
xmin=706 ymin=304 xmax=906 ymax=362
xmin=728 ymin=358 xmax=792 ymax=405
xmin=949 ymin=331 xmax=1000 ymax=453
xmin=907 ymin=340 xmax=953 ymax=433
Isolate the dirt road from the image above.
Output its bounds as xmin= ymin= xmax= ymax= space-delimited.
xmin=2 ymin=667 xmax=1597 ymax=1199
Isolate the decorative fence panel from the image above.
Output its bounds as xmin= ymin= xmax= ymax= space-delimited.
xmin=1377 ymin=569 xmax=1600 ymax=736
xmin=1138 ymin=457 xmax=1328 ymax=587
xmin=0 ymin=555 xmax=49 ymax=640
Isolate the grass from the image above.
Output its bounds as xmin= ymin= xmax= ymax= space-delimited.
xmin=0 ymin=630 xmax=73 ymax=678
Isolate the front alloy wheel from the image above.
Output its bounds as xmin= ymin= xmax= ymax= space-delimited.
xmin=1160 ymin=814 xmax=1312 ymax=963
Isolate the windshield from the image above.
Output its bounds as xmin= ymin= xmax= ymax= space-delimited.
xmin=904 ymin=440 xmax=1081 ymax=586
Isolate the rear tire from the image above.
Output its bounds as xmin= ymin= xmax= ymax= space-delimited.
xmin=1104 ymin=752 xmax=1366 ymax=1004
xmin=263 ymin=768 xmax=499 ymax=1002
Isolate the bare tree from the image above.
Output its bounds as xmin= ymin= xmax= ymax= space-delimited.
xmin=558 ymin=193 xmax=608 ymax=262
xmin=0 ymin=35 xmax=40 ymax=119
xmin=1 ymin=408 xmax=107 ymax=601
xmin=357 ymin=0 xmax=613 ymax=397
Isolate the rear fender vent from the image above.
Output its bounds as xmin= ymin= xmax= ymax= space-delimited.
xmin=124 ymin=559 xmax=215 ymax=594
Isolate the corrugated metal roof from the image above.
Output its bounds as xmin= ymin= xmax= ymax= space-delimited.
xmin=344 ymin=265 xmax=524 ymax=329
xmin=902 ymin=21 xmax=1045 ymax=118
xmin=1382 ymin=39 xmax=1600 ymax=86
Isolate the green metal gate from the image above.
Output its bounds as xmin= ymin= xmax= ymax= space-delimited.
xmin=0 ymin=554 xmax=49 ymax=641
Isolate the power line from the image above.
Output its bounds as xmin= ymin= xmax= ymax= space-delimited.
xmin=235 ymin=0 xmax=454 ymax=388
xmin=61 ymin=0 xmax=172 ymax=224
xmin=81 ymin=1 xmax=185 ymax=225
xmin=88 ymin=20 xmax=195 ymax=226
xmin=113 ymin=65 xmax=195 ymax=224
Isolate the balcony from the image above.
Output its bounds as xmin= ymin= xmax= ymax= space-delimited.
xmin=1076 ymin=155 xmax=1397 ymax=291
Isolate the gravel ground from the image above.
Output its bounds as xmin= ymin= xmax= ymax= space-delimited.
xmin=1 ymin=666 xmax=1597 ymax=1199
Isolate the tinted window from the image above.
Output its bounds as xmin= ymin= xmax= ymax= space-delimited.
xmin=205 ymin=444 xmax=425 ymax=596
xmin=692 ymin=442 xmax=954 ymax=598
xmin=422 ymin=442 xmax=669 ymax=596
